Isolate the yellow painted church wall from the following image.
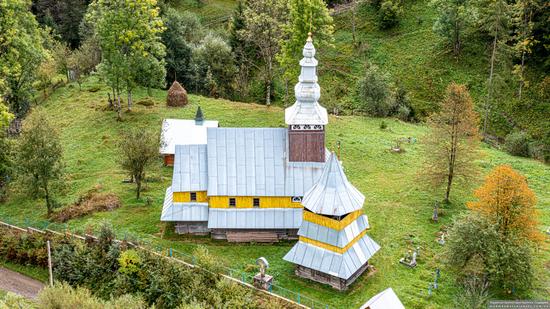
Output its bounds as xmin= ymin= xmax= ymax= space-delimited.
xmin=209 ymin=196 xmax=303 ymax=209
xmin=299 ymin=229 xmax=368 ymax=254
xmin=303 ymin=210 xmax=364 ymax=230
xmin=173 ymin=191 xmax=208 ymax=203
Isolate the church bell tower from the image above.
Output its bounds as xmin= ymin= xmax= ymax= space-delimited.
xmin=285 ymin=33 xmax=328 ymax=163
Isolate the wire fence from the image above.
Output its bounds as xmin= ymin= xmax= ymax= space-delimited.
xmin=0 ymin=215 xmax=331 ymax=309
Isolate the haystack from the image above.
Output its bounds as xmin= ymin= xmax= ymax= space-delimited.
xmin=167 ymin=81 xmax=188 ymax=107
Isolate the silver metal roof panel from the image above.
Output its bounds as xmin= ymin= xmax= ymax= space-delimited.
xmin=298 ymin=215 xmax=370 ymax=248
xmin=206 ymin=128 xmax=324 ymax=197
xmin=207 ymin=208 xmax=303 ymax=229
xmin=172 ymin=144 xmax=208 ymax=192
xmin=283 ymin=233 xmax=380 ymax=280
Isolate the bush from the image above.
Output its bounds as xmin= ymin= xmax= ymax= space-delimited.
xmin=37 ymin=283 xmax=147 ymax=309
xmin=0 ymin=228 xmax=49 ymax=267
xmin=378 ymin=0 xmax=400 ymax=29
xmin=355 ymin=64 xmax=395 ymax=116
xmin=136 ymin=97 xmax=156 ymax=107
xmin=504 ymin=130 xmax=530 ymax=157
xmin=396 ymin=105 xmax=411 ymax=121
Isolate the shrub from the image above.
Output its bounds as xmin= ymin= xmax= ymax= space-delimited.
xmin=355 ymin=64 xmax=395 ymax=116
xmin=378 ymin=0 xmax=400 ymax=30
xmin=37 ymin=283 xmax=147 ymax=309
xmin=504 ymin=130 xmax=530 ymax=157
xmin=396 ymin=105 xmax=411 ymax=121
xmin=379 ymin=120 xmax=388 ymax=130
xmin=0 ymin=228 xmax=49 ymax=267
xmin=136 ymin=97 xmax=156 ymax=107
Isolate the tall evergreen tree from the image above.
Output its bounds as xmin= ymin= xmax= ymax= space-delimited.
xmin=431 ymin=0 xmax=475 ymax=56
xmin=479 ymin=0 xmax=512 ymax=137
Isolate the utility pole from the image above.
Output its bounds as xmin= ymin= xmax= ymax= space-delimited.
xmin=47 ymin=240 xmax=53 ymax=286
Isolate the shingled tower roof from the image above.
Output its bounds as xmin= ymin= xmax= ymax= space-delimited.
xmin=301 ymin=153 xmax=365 ymax=217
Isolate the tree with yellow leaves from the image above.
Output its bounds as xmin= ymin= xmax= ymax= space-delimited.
xmin=423 ymin=82 xmax=480 ymax=203
xmin=468 ymin=165 xmax=542 ymax=243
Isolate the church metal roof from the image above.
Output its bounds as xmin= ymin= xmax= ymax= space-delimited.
xmin=206 ymin=127 xmax=325 ymax=197
xmin=160 ymin=187 xmax=209 ymax=221
xmin=159 ymin=118 xmax=219 ymax=154
xmin=302 ymin=153 xmax=365 ymax=216
xmin=207 ymin=208 xmax=302 ymax=229
xmin=172 ymin=144 xmax=208 ymax=192
xmin=298 ymin=215 xmax=370 ymax=248
xmin=283 ymin=233 xmax=380 ymax=280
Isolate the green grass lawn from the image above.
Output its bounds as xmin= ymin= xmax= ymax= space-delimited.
xmin=0 ymin=77 xmax=548 ymax=308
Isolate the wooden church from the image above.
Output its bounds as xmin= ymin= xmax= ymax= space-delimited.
xmin=161 ymin=32 xmax=381 ymax=275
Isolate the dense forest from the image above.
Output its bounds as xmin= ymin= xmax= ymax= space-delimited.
xmin=2 ymin=0 xmax=549 ymax=158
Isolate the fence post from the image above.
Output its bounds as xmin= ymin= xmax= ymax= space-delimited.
xmin=169 ymin=248 xmax=173 ymax=257
xmin=297 ymin=292 xmax=300 ymax=304
xmin=241 ymin=273 xmax=245 ymax=283
xmin=47 ymin=240 xmax=53 ymax=287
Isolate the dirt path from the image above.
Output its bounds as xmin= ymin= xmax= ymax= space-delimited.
xmin=0 ymin=268 xmax=45 ymax=299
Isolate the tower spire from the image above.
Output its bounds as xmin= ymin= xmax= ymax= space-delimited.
xmin=284 ymin=34 xmax=328 ymax=126
xmin=285 ymin=34 xmax=328 ymax=163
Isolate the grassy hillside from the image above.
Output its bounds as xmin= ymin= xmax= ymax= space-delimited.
xmin=0 ymin=77 xmax=548 ymax=308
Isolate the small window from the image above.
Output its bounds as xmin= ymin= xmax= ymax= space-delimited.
xmin=291 ymin=196 xmax=303 ymax=203
xmin=190 ymin=192 xmax=197 ymax=201
xmin=229 ymin=198 xmax=236 ymax=207
xmin=253 ymin=198 xmax=260 ymax=208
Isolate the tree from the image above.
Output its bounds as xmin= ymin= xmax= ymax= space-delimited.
xmin=0 ymin=100 xmax=14 ymax=200
xmin=511 ymin=0 xmax=537 ymax=100
xmin=88 ymin=0 xmax=166 ymax=118
xmin=67 ymin=38 xmax=101 ymax=90
xmin=118 ymin=129 xmax=159 ymax=199
xmin=161 ymin=8 xmax=203 ymax=88
xmin=278 ymin=0 xmax=334 ymax=103
xmin=422 ymin=83 xmax=479 ymax=203
xmin=240 ymin=0 xmax=288 ymax=105
xmin=446 ymin=213 xmax=534 ymax=293
xmin=467 ymin=165 xmax=541 ymax=243
xmin=431 ymin=0 xmax=475 ymax=56
xmin=192 ymin=34 xmax=236 ymax=98
xmin=0 ymin=100 xmax=14 ymax=129
xmin=229 ymin=0 xmax=256 ymax=101
xmin=378 ymin=0 xmax=401 ymax=30
xmin=31 ymin=0 xmax=89 ymax=48
xmin=355 ymin=63 xmax=395 ymax=116
xmin=479 ymin=0 xmax=512 ymax=137
xmin=0 ymin=0 xmax=46 ymax=117
xmin=16 ymin=111 xmax=65 ymax=216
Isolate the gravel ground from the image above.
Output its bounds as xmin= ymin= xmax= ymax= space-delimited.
xmin=0 ymin=267 xmax=45 ymax=299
